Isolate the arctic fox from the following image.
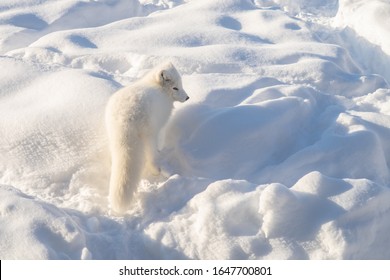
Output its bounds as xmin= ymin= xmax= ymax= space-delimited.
xmin=105 ymin=62 xmax=189 ymax=213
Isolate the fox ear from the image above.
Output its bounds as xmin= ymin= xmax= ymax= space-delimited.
xmin=157 ymin=69 xmax=171 ymax=85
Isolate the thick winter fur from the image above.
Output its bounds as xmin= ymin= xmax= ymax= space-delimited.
xmin=105 ymin=62 xmax=189 ymax=213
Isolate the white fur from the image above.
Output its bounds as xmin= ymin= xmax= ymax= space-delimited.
xmin=105 ymin=62 xmax=189 ymax=213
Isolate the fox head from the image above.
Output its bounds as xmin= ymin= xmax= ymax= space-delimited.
xmin=155 ymin=62 xmax=189 ymax=103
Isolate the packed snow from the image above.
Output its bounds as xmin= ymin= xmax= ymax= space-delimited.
xmin=1 ymin=0 xmax=390 ymax=259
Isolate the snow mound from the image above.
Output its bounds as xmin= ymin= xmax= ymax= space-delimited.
xmin=1 ymin=0 xmax=390 ymax=259
xmin=335 ymin=0 xmax=390 ymax=56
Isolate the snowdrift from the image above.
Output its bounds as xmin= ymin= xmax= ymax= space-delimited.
xmin=1 ymin=0 xmax=390 ymax=259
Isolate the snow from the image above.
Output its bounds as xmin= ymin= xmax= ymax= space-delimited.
xmin=1 ymin=0 xmax=390 ymax=259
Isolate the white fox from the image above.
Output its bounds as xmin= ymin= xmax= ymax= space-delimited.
xmin=105 ymin=62 xmax=189 ymax=213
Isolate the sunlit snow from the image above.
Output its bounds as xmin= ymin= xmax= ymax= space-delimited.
xmin=1 ymin=0 xmax=390 ymax=259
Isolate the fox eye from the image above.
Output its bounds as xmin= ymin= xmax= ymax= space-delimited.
xmin=173 ymin=87 xmax=179 ymax=91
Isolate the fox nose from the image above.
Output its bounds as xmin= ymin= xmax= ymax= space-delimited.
xmin=185 ymin=96 xmax=190 ymax=101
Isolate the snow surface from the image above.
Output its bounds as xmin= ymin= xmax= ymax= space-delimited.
xmin=1 ymin=0 xmax=390 ymax=259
